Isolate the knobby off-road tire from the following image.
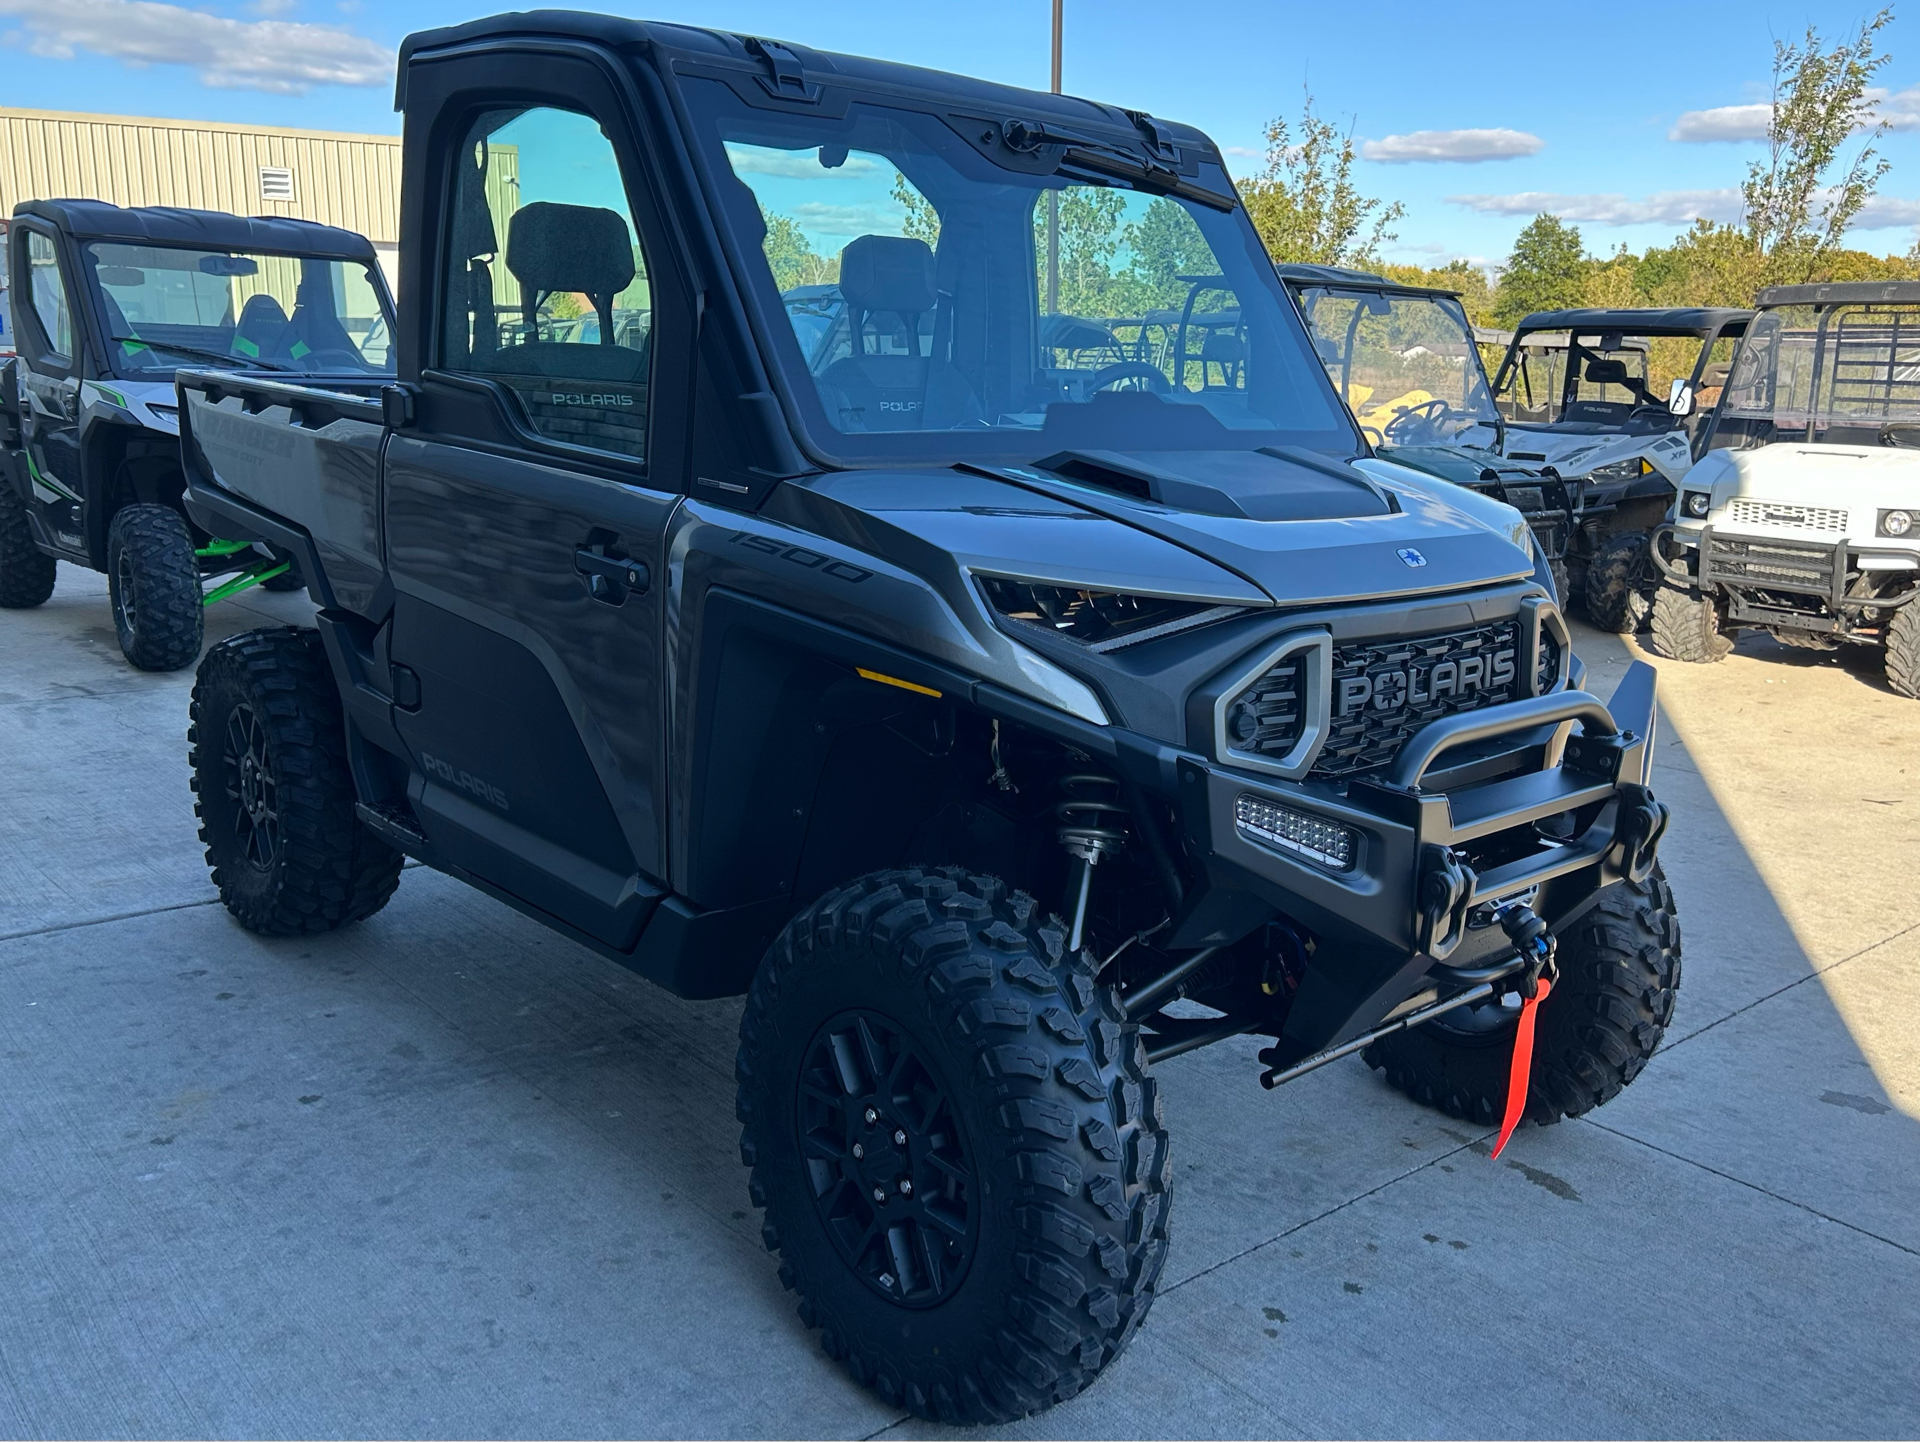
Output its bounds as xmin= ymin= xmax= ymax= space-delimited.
xmin=1549 ymin=557 xmax=1570 ymax=611
xmin=736 ymin=868 xmax=1171 ymax=1424
xmin=1884 ymin=605 xmax=1920 ymax=700
xmin=0 ymin=482 xmax=56 ymax=608
xmin=261 ymin=568 xmax=306 ymax=593
xmin=1365 ymin=867 xmax=1681 ymax=1127
xmin=108 ymin=503 xmax=203 ymax=670
xmin=1649 ymin=579 xmax=1733 ymax=663
xmin=189 ymin=626 xmax=402 ymax=935
xmin=1584 ymin=531 xmax=1654 ymax=634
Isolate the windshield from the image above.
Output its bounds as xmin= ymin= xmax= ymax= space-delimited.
xmin=80 ymin=243 xmax=393 ymax=378
xmin=1498 ymin=332 xmax=1660 ymax=426
xmin=685 ymin=79 xmax=1354 ymax=463
xmin=1293 ymin=285 xmax=1499 ymax=448
xmin=1723 ymin=302 xmax=1920 ymax=434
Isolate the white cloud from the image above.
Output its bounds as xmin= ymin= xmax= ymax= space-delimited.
xmin=724 ymin=145 xmax=880 ymax=180
xmin=1669 ymin=104 xmax=1771 ymax=143
xmin=0 ymin=0 xmax=388 ymax=93
xmin=789 ymin=201 xmax=904 ymax=240
xmin=1448 ymin=189 xmax=1743 ymax=226
xmin=1360 ymin=128 xmax=1543 ymax=164
xmin=1672 ymin=85 xmax=1920 ymax=141
xmin=1854 ymin=195 xmax=1920 ymax=228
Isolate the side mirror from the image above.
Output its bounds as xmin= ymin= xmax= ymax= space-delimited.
xmin=1668 ymin=379 xmax=1694 ymax=416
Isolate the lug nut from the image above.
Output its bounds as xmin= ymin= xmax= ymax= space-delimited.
xmin=872 ymin=1187 xmax=887 ymax=1203
xmin=851 ymin=1143 xmax=864 ymax=1160
xmin=864 ymin=1107 xmax=879 ymax=1125
xmin=899 ymin=1179 xmax=913 ymax=1196
xmin=893 ymin=1129 xmax=907 ymax=1146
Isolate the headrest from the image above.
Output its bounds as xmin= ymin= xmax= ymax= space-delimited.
xmin=236 ymin=293 xmax=289 ymax=327
xmin=1584 ymin=357 xmax=1632 ymax=386
xmin=506 ymin=202 xmax=635 ymax=300
xmin=838 ymin=235 xmax=936 ymax=316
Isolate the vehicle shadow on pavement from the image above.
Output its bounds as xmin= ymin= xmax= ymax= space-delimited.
xmin=1 ymin=598 xmax=1915 ymax=1440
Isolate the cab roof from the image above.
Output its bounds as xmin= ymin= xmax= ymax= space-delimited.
xmin=395 ymin=10 xmax=1218 ymax=166
xmin=1273 ymin=262 xmax=1464 ymax=303
xmin=12 ymin=199 xmax=378 ymax=262
xmin=1756 ymin=280 xmax=1920 ymax=308
xmin=1511 ymin=306 xmax=1750 ymax=338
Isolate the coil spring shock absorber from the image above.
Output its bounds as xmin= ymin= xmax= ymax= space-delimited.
xmin=1056 ymin=773 xmax=1128 ymax=953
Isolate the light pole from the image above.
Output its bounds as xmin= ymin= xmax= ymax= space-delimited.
xmin=1045 ymin=0 xmax=1061 ymax=315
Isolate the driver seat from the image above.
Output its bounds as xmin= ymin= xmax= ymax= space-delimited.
xmin=232 ymin=293 xmax=292 ymax=361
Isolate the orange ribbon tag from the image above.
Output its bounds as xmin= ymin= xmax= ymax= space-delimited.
xmin=1490 ymin=976 xmax=1551 ymax=1161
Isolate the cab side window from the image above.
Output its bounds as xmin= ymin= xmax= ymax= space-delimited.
xmin=440 ymin=106 xmax=652 ymax=461
xmin=26 ymin=230 xmax=73 ymax=361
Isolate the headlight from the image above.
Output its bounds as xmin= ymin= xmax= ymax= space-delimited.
xmin=1683 ymin=491 xmax=1712 ymax=518
xmin=1880 ymin=508 xmax=1914 ymax=538
xmin=147 ymin=402 xmax=179 ymax=421
xmin=979 ymin=577 xmax=1240 ymax=651
xmin=1588 ymin=458 xmax=1652 ymax=483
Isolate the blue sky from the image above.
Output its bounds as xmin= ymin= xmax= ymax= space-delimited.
xmin=4 ymin=0 xmax=1918 ymax=268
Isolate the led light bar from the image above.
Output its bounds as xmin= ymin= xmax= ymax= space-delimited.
xmin=1234 ymin=793 xmax=1357 ymax=872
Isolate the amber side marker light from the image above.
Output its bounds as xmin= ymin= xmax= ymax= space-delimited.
xmin=857 ymin=668 xmax=943 ymax=698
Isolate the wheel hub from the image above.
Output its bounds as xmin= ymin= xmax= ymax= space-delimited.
xmin=796 ymin=1010 xmax=976 ymax=1307
xmin=222 ymin=704 xmax=279 ymax=872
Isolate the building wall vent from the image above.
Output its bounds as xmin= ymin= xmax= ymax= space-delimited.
xmin=258 ymin=167 xmax=296 ymax=201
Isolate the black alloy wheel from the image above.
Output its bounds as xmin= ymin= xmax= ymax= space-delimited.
xmin=223 ymin=701 xmax=280 ymax=872
xmin=798 ymin=1010 xmax=977 ymax=1307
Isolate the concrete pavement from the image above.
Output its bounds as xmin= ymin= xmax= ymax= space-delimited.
xmin=1 ymin=565 xmax=1915 ymax=1438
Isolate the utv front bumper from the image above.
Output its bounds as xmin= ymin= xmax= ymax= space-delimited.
xmin=1168 ymin=660 xmax=1668 ymax=976
xmin=1652 ymin=522 xmax=1920 ymax=633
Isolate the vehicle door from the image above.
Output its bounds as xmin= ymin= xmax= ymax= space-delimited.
xmin=383 ymin=58 xmax=692 ymax=951
xmin=8 ymin=222 xmax=87 ymax=557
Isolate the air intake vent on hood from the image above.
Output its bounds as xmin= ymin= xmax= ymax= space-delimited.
xmin=1034 ymin=448 xmax=1396 ymax=521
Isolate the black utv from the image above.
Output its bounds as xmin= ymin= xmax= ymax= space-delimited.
xmin=175 ymin=12 xmax=1681 ymax=1424
xmin=0 ymin=201 xmax=395 ymax=668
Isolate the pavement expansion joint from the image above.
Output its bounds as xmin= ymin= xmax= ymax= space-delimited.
xmin=0 ymin=896 xmax=221 ymax=947
xmin=1580 ymin=1117 xmax=1920 ymax=1257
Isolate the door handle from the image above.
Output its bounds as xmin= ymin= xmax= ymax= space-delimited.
xmin=574 ymin=547 xmax=649 ymax=605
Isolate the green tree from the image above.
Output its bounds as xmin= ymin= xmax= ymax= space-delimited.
xmin=1494 ymin=214 xmax=1588 ymax=325
xmin=892 ymin=171 xmax=941 ymax=248
xmin=1743 ymin=9 xmax=1894 ymax=284
xmin=1239 ymin=91 xmax=1403 ymax=267
xmin=1378 ymin=259 xmax=1496 ymax=328
xmin=760 ymin=207 xmax=837 ymax=290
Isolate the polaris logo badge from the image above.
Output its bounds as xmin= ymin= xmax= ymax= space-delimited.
xmin=421 ymin=752 xmax=509 ymax=811
xmin=1337 ymin=650 xmax=1517 ymax=717
xmin=1397 ymin=548 xmax=1427 ymax=568
xmin=550 ymin=392 xmax=635 ymax=407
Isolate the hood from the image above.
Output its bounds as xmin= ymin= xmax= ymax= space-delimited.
xmin=1501 ymin=426 xmax=1693 ymax=479
xmin=777 ymin=450 xmax=1534 ymax=611
xmin=1686 ymin=443 xmax=1920 ymax=540
xmin=1377 ymin=442 xmax=1549 ymax=489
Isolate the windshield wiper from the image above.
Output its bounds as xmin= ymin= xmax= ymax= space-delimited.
xmin=999 ymin=119 xmax=1238 ymax=213
xmin=110 ymin=337 xmax=293 ymax=372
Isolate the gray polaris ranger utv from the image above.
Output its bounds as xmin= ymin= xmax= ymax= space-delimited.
xmin=1490 ymin=306 xmax=1750 ymax=631
xmin=1279 ymin=263 xmax=1577 ymax=604
xmin=0 ymin=201 xmax=394 ymax=668
xmin=177 ymin=12 xmax=1680 ymax=1423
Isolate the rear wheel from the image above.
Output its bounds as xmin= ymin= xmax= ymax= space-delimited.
xmin=189 ymin=626 xmax=402 ymax=935
xmin=1649 ymin=580 xmax=1733 ymax=663
xmin=1885 ymin=605 xmax=1920 ymax=700
xmin=1584 ymin=531 xmax=1654 ymax=633
xmin=0 ymin=482 xmax=57 ymax=608
xmin=737 ymin=868 xmax=1170 ymax=1424
xmin=1365 ymin=868 xmax=1681 ymax=1127
xmin=107 ymin=503 xmax=203 ymax=670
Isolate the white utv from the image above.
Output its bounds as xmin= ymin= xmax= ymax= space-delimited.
xmin=1651 ymin=281 xmax=1920 ymax=697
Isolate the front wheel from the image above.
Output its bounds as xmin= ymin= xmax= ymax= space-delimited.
xmin=1885 ymin=604 xmax=1920 ymax=700
xmin=107 ymin=503 xmax=203 ymax=670
xmin=1365 ymin=867 xmax=1681 ymax=1127
xmin=1649 ymin=580 xmax=1733 ymax=663
xmin=189 ymin=626 xmax=403 ymax=934
xmin=736 ymin=869 xmax=1170 ymax=1424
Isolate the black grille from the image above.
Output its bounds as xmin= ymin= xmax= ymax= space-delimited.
xmin=1702 ymin=534 xmax=1836 ymax=596
xmin=1223 ymin=650 xmax=1308 ymax=760
xmin=1315 ymin=620 xmax=1523 ymax=778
